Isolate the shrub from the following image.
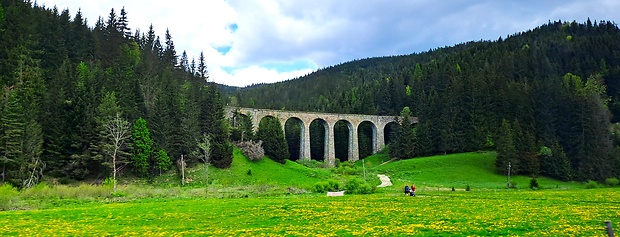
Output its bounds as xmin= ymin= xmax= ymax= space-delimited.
xmin=333 ymin=161 xmax=359 ymax=175
xmin=234 ymin=140 xmax=265 ymax=161
xmin=605 ymin=177 xmax=619 ymax=187
xmin=509 ymin=181 xmax=518 ymax=189
xmin=585 ymin=180 xmax=599 ymax=189
xmin=103 ymin=177 xmax=115 ymax=188
xmin=451 ymin=186 xmax=455 ymax=191
xmin=297 ymin=159 xmax=328 ymax=168
xmin=247 ymin=169 xmax=252 ymax=176
xmin=345 ymin=178 xmax=375 ymax=194
xmin=529 ymin=178 xmax=540 ymax=190
xmin=0 ymin=183 xmax=19 ymax=210
xmin=465 ymin=184 xmax=471 ymax=191
xmin=327 ymin=179 xmax=340 ymax=191
xmin=313 ymin=180 xmax=341 ymax=193
xmin=313 ymin=182 xmax=327 ymax=193
xmin=357 ymin=183 xmax=375 ymax=194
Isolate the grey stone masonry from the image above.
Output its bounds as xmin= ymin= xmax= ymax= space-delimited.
xmin=225 ymin=107 xmax=417 ymax=167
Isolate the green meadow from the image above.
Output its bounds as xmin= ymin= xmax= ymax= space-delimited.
xmin=1 ymin=150 xmax=619 ymax=236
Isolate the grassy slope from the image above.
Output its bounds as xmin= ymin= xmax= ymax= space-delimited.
xmin=156 ymin=148 xmax=333 ymax=190
xmin=153 ymin=148 xmax=581 ymax=194
xmin=360 ymin=151 xmax=583 ymax=192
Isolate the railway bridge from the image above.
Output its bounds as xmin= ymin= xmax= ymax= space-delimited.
xmin=225 ymin=107 xmax=417 ymax=166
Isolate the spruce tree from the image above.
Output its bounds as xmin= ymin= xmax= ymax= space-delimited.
xmin=0 ymin=90 xmax=24 ymax=184
xmin=257 ymin=117 xmax=289 ymax=164
xmin=131 ymin=117 xmax=154 ymax=177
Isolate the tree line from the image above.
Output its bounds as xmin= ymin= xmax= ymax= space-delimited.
xmin=0 ymin=1 xmax=232 ymax=187
xmin=233 ymin=20 xmax=620 ymax=181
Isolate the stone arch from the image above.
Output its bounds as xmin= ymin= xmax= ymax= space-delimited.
xmin=334 ymin=120 xmax=356 ymax=162
xmin=358 ymin=121 xmax=377 ymax=159
xmin=284 ymin=117 xmax=305 ymax=161
xmin=230 ymin=111 xmax=254 ymax=142
xmin=384 ymin=121 xmax=400 ymax=146
xmin=225 ymin=107 xmax=409 ymax=166
xmin=309 ymin=118 xmax=329 ymax=162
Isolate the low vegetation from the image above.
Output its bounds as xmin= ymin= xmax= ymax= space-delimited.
xmin=1 ymin=189 xmax=618 ymax=236
xmin=2 ymin=150 xmax=619 ymax=236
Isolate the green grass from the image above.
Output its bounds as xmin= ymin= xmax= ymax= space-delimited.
xmin=1 ymin=188 xmax=619 ymax=236
xmin=364 ymin=151 xmax=584 ymax=192
xmin=1 ymin=149 xmax=616 ymax=236
xmin=153 ymin=147 xmax=333 ymax=190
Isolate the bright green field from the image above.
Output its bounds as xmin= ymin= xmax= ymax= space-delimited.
xmin=1 ymin=189 xmax=619 ymax=236
xmin=1 ymin=150 xmax=618 ymax=236
xmin=365 ymin=151 xmax=584 ymax=191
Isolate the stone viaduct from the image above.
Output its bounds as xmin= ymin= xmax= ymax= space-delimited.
xmin=225 ymin=107 xmax=417 ymax=166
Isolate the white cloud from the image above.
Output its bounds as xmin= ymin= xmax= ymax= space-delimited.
xmin=28 ymin=0 xmax=620 ymax=87
xmin=212 ymin=65 xmax=315 ymax=87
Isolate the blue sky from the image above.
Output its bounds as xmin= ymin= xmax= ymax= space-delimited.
xmin=36 ymin=0 xmax=620 ymax=87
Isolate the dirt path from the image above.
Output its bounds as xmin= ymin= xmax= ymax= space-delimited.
xmin=377 ymin=174 xmax=392 ymax=187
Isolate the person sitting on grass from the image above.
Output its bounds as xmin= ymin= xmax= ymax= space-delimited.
xmin=410 ymin=184 xmax=416 ymax=196
xmin=404 ymin=185 xmax=411 ymax=195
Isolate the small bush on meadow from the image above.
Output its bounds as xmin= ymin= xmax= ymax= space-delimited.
xmin=327 ymin=179 xmax=340 ymax=191
xmin=297 ymin=159 xmax=327 ymax=168
xmin=21 ymin=182 xmax=112 ymax=199
xmin=333 ymin=161 xmax=359 ymax=175
xmin=605 ymin=177 xmax=619 ymax=187
xmin=529 ymin=178 xmax=540 ymax=190
xmin=509 ymin=181 xmax=518 ymax=189
xmin=345 ymin=178 xmax=375 ymax=194
xmin=0 ymin=183 xmax=19 ymax=210
xmin=465 ymin=184 xmax=471 ymax=191
xmin=234 ymin=140 xmax=265 ymax=161
xmin=313 ymin=180 xmax=341 ymax=193
xmin=102 ymin=177 xmax=115 ymax=188
xmin=313 ymin=182 xmax=327 ymax=193
xmin=585 ymin=180 xmax=599 ymax=189
xmin=20 ymin=182 xmax=52 ymax=199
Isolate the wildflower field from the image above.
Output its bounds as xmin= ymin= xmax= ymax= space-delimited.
xmin=1 ymin=188 xmax=619 ymax=236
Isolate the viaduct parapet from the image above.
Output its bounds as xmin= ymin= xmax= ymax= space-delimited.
xmin=225 ymin=107 xmax=417 ymax=166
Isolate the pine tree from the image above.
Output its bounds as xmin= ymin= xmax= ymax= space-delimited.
xmin=197 ymin=51 xmax=208 ymax=80
xmin=155 ymin=149 xmax=171 ymax=175
xmin=131 ymin=117 xmax=154 ymax=177
xmin=0 ymin=90 xmax=24 ymax=184
xmin=118 ymin=7 xmax=131 ymax=39
xmin=257 ymin=117 xmax=289 ymax=163
xmin=199 ymin=85 xmax=232 ymax=168
xmin=390 ymin=107 xmax=416 ymax=159
xmin=495 ymin=119 xmax=519 ymax=174
xmin=163 ymin=29 xmax=177 ymax=67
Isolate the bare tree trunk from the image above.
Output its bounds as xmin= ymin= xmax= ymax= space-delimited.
xmin=112 ymin=148 xmax=117 ymax=192
xmin=181 ymin=155 xmax=185 ymax=186
xmin=105 ymin=112 xmax=130 ymax=194
xmin=205 ymin=160 xmax=209 ymax=191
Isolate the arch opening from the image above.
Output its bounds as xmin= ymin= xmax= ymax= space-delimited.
xmin=384 ymin=121 xmax=400 ymax=146
xmin=309 ymin=119 xmax=328 ymax=161
xmin=230 ymin=112 xmax=254 ymax=142
xmin=284 ymin=117 xmax=304 ymax=161
xmin=334 ymin=120 xmax=353 ymax=162
xmin=357 ymin=121 xmax=377 ymax=159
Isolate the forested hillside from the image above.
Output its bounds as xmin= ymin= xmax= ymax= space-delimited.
xmin=0 ymin=1 xmax=232 ymax=187
xmin=233 ymin=20 xmax=620 ymax=181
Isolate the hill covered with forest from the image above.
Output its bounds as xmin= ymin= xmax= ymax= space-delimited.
xmin=0 ymin=1 xmax=233 ymax=187
xmin=233 ymin=20 xmax=620 ymax=182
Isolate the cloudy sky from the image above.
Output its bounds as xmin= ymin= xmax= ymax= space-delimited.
xmin=36 ymin=0 xmax=620 ymax=87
